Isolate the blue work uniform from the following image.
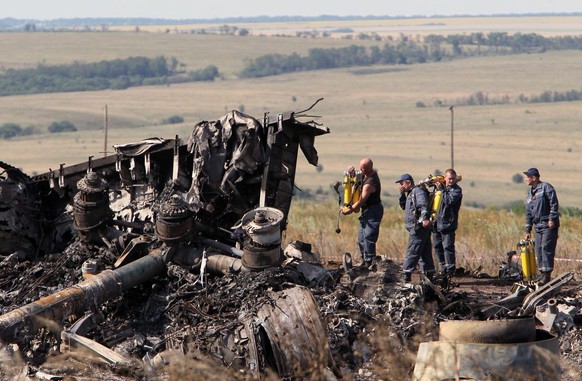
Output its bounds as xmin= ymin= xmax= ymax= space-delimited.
xmin=432 ymin=184 xmax=463 ymax=274
xmin=525 ymin=181 xmax=559 ymax=273
xmin=400 ymin=185 xmax=435 ymax=277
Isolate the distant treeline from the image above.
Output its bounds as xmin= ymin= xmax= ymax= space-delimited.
xmin=239 ymin=32 xmax=582 ymax=78
xmin=0 ymin=56 xmax=219 ymax=96
xmin=2 ymin=14 xmax=582 ymax=31
xmin=3 ymin=32 xmax=582 ymax=96
xmin=426 ymin=88 xmax=582 ymax=108
xmin=427 ymin=32 xmax=582 ymax=52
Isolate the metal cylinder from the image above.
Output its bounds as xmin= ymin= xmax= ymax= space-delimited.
xmin=155 ymin=195 xmax=193 ymax=243
xmin=439 ymin=316 xmax=536 ymax=344
xmin=241 ymin=246 xmax=282 ymax=271
xmin=0 ymin=248 xmax=167 ymax=342
xmin=519 ymin=240 xmax=537 ymax=282
xmin=547 ymin=298 xmax=558 ymax=314
xmin=241 ymin=207 xmax=284 ymax=246
xmin=206 ymin=254 xmax=244 ymax=275
xmin=73 ymin=172 xmax=112 ymax=233
xmin=240 ymin=207 xmax=284 ymax=270
xmin=414 ymin=330 xmax=560 ymax=381
xmin=81 ymin=259 xmax=100 ymax=279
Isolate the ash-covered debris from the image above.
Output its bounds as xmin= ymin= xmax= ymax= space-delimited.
xmin=2 ymin=242 xmax=582 ymax=380
xmin=1 ymin=106 xmax=582 ymax=380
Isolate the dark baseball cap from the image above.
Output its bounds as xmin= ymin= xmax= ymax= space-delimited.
xmin=395 ymin=173 xmax=414 ymax=183
xmin=523 ymin=168 xmax=540 ymax=177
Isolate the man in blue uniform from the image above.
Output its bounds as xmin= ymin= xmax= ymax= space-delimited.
xmin=397 ymin=173 xmax=435 ymax=282
xmin=523 ymin=167 xmax=560 ymax=286
xmin=432 ymin=169 xmax=463 ymax=276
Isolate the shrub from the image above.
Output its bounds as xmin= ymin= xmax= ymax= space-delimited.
xmin=163 ymin=115 xmax=184 ymax=125
xmin=503 ymin=200 xmax=526 ymax=213
xmin=189 ymin=65 xmax=219 ymax=82
xmin=48 ymin=121 xmax=77 ymax=133
xmin=511 ymin=173 xmax=523 ymax=184
xmin=0 ymin=123 xmax=22 ymax=139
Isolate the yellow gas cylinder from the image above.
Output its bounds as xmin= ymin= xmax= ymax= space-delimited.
xmin=430 ymin=189 xmax=443 ymax=221
xmin=433 ymin=175 xmax=445 ymax=184
xmin=342 ymin=172 xmax=352 ymax=207
xmin=350 ymin=173 xmax=362 ymax=205
xmin=428 ymin=176 xmax=444 ymax=221
xmin=518 ymin=239 xmax=537 ymax=282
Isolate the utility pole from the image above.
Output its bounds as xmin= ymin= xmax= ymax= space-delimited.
xmin=449 ymin=105 xmax=454 ymax=169
xmin=103 ymin=105 xmax=109 ymax=157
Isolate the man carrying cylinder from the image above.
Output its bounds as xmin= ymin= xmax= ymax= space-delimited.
xmin=341 ymin=158 xmax=383 ymax=268
xmin=523 ymin=167 xmax=560 ymax=286
xmin=431 ymin=169 xmax=463 ymax=277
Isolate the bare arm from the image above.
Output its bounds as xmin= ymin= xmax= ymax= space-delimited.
xmin=351 ymin=183 xmax=376 ymax=213
xmin=341 ymin=182 xmax=376 ymax=215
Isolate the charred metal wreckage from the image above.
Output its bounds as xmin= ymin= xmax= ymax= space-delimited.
xmin=0 ymin=104 xmax=581 ymax=380
xmin=0 ymin=106 xmax=342 ymax=379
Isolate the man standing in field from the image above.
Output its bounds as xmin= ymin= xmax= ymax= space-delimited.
xmin=523 ymin=167 xmax=560 ymax=286
xmin=397 ymin=173 xmax=435 ymax=282
xmin=432 ymin=169 xmax=463 ymax=277
xmin=341 ymin=157 xmax=383 ymax=268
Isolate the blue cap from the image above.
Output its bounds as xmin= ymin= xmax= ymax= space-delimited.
xmin=395 ymin=173 xmax=414 ymax=183
xmin=523 ymin=168 xmax=540 ymax=177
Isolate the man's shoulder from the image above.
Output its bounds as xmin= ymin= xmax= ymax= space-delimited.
xmin=451 ymin=184 xmax=462 ymax=192
xmin=412 ymin=185 xmax=429 ymax=195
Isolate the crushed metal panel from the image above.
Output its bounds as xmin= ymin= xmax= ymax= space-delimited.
xmin=256 ymin=285 xmax=337 ymax=378
xmin=186 ymin=110 xmax=267 ymax=220
xmin=261 ymin=112 xmax=329 ymax=221
xmin=0 ymin=161 xmax=41 ymax=257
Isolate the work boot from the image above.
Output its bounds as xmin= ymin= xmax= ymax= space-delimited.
xmin=368 ymin=256 xmax=381 ymax=271
xmin=537 ymin=271 xmax=551 ymax=286
xmin=425 ymin=272 xmax=435 ymax=282
xmin=401 ymin=272 xmax=412 ymax=282
xmin=437 ymin=263 xmax=447 ymax=276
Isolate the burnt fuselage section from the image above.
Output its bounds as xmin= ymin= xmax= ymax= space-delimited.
xmin=10 ymin=109 xmax=328 ymax=257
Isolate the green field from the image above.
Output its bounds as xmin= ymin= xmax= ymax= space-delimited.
xmin=1 ymin=17 xmax=582 ymax=209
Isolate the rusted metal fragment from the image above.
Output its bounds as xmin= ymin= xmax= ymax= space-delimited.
xmin=61 ymin=331 xmax=129 ymax=365
xmin=0 ymin=248 xmax=168 ymax=342
xmin=440 ymin=317 xmax=536 ymax=344
xmin=519 ymin=272 xmax=574 ymax=316
xmin=414 ymin=330 xmax=560 ymax=381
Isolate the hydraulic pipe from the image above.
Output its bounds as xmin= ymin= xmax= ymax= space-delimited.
xmin=206 ymin=253 xmax=245 ymax=275
xmin=199 ymin=237 xmax=243 ymax=257
xmin=0 ymin=247 xmax=168 ymax=342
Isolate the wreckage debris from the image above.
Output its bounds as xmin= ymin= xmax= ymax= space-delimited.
xmin=1 ymin=107 xmax=581 ymax=380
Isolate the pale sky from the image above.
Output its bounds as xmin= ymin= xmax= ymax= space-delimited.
xmin=2 ymin=0 xmax=582 ymax=20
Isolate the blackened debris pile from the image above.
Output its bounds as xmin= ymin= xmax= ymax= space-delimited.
xmin=1 ymin=107 xmax=581 ymax=380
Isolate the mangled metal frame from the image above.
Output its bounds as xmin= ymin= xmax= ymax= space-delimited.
xmin=14 ymin=108 xmax=328 ymax=255
xmin=0 ymin=106 xmax=334 ymax=377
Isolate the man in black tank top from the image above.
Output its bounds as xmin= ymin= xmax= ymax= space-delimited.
xmin=341 ymin=157 xmax=384 ymax=267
